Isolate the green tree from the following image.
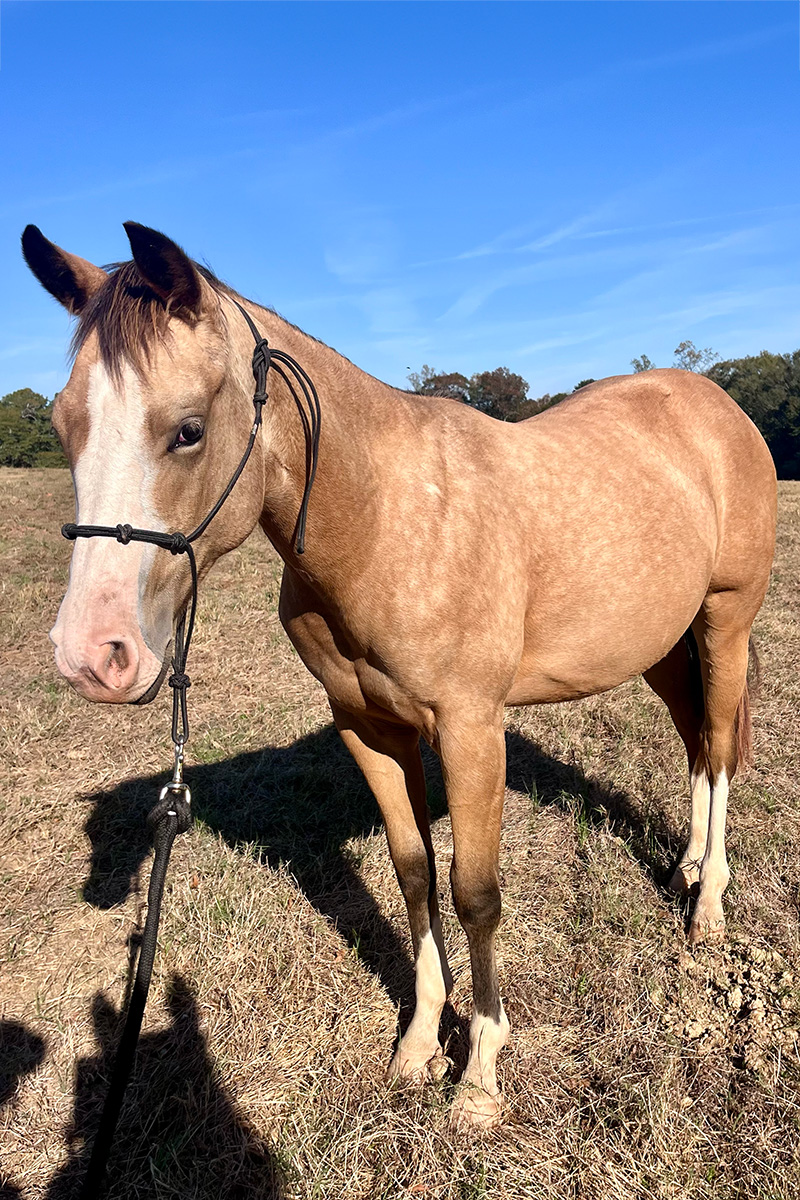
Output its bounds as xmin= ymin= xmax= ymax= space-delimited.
xmin=631 ymin=354 xmax=657 ymax=373
xmin=673 ymin=340 xmax=720 ymax=372
xmin=0 ymin=389 xmax=66 ymax=467
xmin=468 ymin=367 xmax=530 ymax=420
xmin=707 ymin=350 xmax=800 ymax=479
xmin=408 ymin=365 xmax=470 ymax=403
xmin=408 ymin=364 xmax=595 ymax=421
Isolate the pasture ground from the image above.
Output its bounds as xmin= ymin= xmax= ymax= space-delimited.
xmin=1 ymin=467 xmax=799 ymax=1200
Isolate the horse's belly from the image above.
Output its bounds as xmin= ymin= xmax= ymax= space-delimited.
xmin=507 ymin=567 xmax=710 ymax=706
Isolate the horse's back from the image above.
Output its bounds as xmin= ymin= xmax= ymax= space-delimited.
xmin=525 ymin=369 xmax=770 ymax=469
xmin=517 ymin=368 xmax=775 ymax=557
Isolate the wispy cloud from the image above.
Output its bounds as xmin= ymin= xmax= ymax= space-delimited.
xmin=323 ymin=88 xmax=492 ymax=144
xmin=516 ymin=204 xmax=622 ymax=254
xmin=437 ymin=201 xmax=798 ymax=326
xmin=323 ymin=214 xmax=400 ymax=284
xmin=0 ymin=337 xmax=67 ymax=362
xmin=625 ymin=20 xmax=794 ymax=73
xmin=0 ymin=148 xmax=261 ymax=221
xmin=211 ymin=106 xmax=318 ymax=127
xmin=564 ymin=204 xmax=800 ymax=245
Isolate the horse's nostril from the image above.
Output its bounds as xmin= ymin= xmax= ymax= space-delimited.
xmin=107 ymin=640 xmax=131 ymax=674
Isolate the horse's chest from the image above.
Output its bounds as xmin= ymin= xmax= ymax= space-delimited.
xmin=279 ymin=597 xmax=435 ymax=733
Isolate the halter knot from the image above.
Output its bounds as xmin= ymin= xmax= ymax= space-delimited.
xmin=168 ymin=532 xmax=190 ymax=556
xmin=252 ymin=338 xmax=271 ymax=377
xmin=115 ymin=523 xmax=133 ymax=545
xmin=168 ymin=672 xmax=191 ymax=690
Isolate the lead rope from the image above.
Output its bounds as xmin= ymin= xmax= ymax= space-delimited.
xmin=66 ymin=304 xmax=321 ymax=1197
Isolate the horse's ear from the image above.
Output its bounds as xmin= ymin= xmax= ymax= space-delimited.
xmin=123 ymin=222 xmax=202 ymax=315
xmin=21 ymin=225 xmax=107 ymax=314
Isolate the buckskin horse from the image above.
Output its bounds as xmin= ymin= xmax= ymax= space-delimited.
xmin=22 ymin=223 xmax=777 ymax=1128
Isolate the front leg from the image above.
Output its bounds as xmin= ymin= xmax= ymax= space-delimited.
xmin=438 ymin=713 xmax=509 ymax=1130
xmin=330 ymin=703 xmax=453 ymax=1082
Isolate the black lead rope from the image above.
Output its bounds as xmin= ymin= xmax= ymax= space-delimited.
xmin=78 ymin=811 xmax=184 ymax=1198
xmin=65 ymin=304 xmax=321 ymax=1197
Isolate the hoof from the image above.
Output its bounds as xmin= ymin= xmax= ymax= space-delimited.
xmin=386 ymin=1044 xmax=446 ymax=1086
xmin=688 ymin=916 xmax=725 ymax=946
xmin=449 ymin=1083 xmax=503 ymax=1132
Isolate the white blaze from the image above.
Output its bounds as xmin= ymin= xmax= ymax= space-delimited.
xmin=51 ymin=361 xmax=170 ymax=683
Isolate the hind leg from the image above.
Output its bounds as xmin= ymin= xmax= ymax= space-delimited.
xmin=688 ymin=602 xmax=752 ymax=944
xmin=643 ymin=637 xmax=707 ymax=893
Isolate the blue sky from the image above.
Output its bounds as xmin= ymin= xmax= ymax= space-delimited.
xmin=2 ymin=1 xmax=799 ymax=400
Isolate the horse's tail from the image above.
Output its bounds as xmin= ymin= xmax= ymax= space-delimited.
xmin=684 ymin=625 xmax=705 ymax=725
xmin=684 ymin=628 xmax=759 ymax=771
xmin=735 ymin=637 xmax=761 ymax=770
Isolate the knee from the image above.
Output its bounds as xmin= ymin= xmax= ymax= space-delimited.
xmin=450 ymin=863 xmax=501 ymax=933
xmin=395 ymin=850 xmax=433 ymax=912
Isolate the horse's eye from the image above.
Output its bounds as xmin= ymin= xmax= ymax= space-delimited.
xmin=173 ymin=421 xmax=204 ymax=449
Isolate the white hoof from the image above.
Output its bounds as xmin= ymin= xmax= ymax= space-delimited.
xmin=669 ymin=860 xmax=701 ymax=895
xmin=386 ymin=1043 xmax=446 ymax=1085
xmin=450 ymin=1083 xmax=503 ymax=1131
xmin=688 ymin=914 xmax=726 ymax=945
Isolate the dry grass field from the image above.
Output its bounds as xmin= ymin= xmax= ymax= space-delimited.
xmin=2 ymin=467 xmax=799 ymax=1200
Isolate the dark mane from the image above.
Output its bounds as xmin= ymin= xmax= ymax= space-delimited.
xmin=70 ymin=261 xmax=231 ymax=379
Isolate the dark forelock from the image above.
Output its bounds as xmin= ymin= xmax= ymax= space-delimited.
xmin=70 ymin=261 xmax=229 ymax=379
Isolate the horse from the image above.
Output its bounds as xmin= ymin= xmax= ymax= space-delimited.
xmin=22 ymin=222 xmax=777 ymax=1129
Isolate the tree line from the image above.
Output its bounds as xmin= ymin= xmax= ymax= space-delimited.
xmin=3 ymin=340 xmax=800 ymax=477
xmin=407 ymin=364 xmax=598 ymax=422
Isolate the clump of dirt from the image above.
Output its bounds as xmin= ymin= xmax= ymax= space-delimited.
xmin=651 ymin=936 xmax=799 ymax=1071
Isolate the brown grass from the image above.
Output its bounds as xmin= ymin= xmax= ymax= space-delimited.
xmin=1 ymin=467 xmax=799 ymax=1200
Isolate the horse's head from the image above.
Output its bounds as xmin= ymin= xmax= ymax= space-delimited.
xmin=22 ymin=223 xmax=266 ymax=704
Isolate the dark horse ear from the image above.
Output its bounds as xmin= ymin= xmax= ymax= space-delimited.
xmin=21 ymin=225 xmax=107 ymax=314
xmin=123 ymin=222 xmax=203 ymax=315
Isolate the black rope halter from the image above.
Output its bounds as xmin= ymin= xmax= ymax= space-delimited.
xmin=67 ymin=301 xmax=321 ymax=1197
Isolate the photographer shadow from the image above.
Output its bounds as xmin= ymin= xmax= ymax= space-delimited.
xmin=0 ymin=1021 xmax=47 ymax=1200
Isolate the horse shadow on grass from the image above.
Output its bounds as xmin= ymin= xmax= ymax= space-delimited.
xmin=504 ymin=729 xmax=683 ymax=885
xmin=48 ymin=724 xmax=687 ymax=1195
xmin=45 ymin=972 xmax=283 ymax=1200
xmin=82 ymin=724 xmax=434 ymax=1020
xmin=80 ymin=724 xmax=683 ymax=1032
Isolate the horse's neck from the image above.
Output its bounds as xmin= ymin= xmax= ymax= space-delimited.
xmin=238 ymin=300 xmax=412 ymax=568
